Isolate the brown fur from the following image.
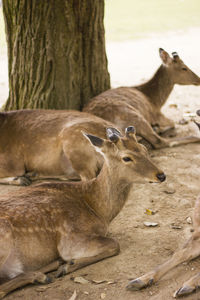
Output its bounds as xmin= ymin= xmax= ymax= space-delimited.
xmin=84 ymin=49 xmax=200 ymax=149
xmin=127 ymin=112 xmax=200 ymax=298
xmin=0 ymin=128 xmax=165 ymax=298
xmin=0 ymin=109 xmax=121 ymax=185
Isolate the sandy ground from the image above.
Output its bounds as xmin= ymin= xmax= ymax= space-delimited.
xmin=0 ymin=28 xmax=200 ymax=300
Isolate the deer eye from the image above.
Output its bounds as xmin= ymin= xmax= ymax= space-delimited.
xmin=123 ymin=157 xmax=132 ymax=162
xmin=182 ymin=67 xmax=187 ymax=71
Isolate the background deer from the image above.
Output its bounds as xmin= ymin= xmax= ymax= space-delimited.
xmin=0 ymin=108 xmax=198 ymax=186
xmin=84 ymin=48 xmax=200 ymax=149
xmin=0 ymin=110 xmax=118 ymax=185
xmin=0 ymin=127 xmax=166 ymax=298
xmin=126 ymin=110 xmax=200 ymax=298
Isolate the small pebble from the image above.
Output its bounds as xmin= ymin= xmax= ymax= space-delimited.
xmin=186 ymin=217 xmax=192 ymax=224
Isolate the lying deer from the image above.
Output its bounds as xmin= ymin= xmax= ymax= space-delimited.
xmin=0 ymin=109 xmax=118 ymax=185
xmin=0 ymin=126 xmax=166 ymax=298
xmin=84 ymin=48 xmax=200 ymax=149
xmin=0 ymin=109 xmax=197 ymax=186
xmin=127 ymin=110 xmax=200 ymax=298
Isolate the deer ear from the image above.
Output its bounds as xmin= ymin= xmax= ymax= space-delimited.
xmin=159 ymin=48 xmax=172 ymax=65
xmin=83 ymin=132 xmax=104 ymax=147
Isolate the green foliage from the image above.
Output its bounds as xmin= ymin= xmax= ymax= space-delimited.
xmin=104 ymin=0 xmax=200 ymax=41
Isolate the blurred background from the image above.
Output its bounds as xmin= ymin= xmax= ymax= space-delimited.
xmin=0 ymin=0 xmax=200 ymax=105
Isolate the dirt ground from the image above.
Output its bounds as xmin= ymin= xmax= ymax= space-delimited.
xmin=0 ymin=28 xmax=200 ymax=300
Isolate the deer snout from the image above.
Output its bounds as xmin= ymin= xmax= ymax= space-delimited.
xmin=156 ymin=172 xmax=166 ymax=182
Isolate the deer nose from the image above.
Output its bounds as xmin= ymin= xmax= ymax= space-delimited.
xmin=156 ymin=173 xmax=166 ymax=182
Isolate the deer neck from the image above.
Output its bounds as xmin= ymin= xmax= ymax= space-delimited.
xmin=83 ymin=162 xmax=132 ymax=224
xmin=135 ymin=65 xmax=174 ymax=108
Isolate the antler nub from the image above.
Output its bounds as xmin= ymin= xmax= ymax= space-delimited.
xmin=172 ymin=51 xmax=179 ymax=59
xmin=125 ymin=126 xmax=135 ymax=137
xmin=106 ymin=128 xmax=120 ymax=143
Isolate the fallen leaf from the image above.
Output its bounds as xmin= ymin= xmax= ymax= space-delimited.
xmin=68 ymin=290 xmax=77 ymax=300
xmin=73 ymin=276 xmax=90 ymax=284
xmin=107 ymin=281 xmax=116 ymax=285
xmin=145 ymin=209 xmax=156 ymax=215
xmin=84 ymin=291 xmax=89 ymax=295
xmin=186 ymin=217 xmax=192 ymax=224
xmin=163 ymin=188 xmax=176 ymax=194
xmin=36 ymin=286 xmax=51 ymax=292
xmin=91 ymin=279 xmax=107 ymax=285
xmin=171 ymin=223 xmax=182 ymax=229
xmin=144 ymin=221 xmax=158 ymax=227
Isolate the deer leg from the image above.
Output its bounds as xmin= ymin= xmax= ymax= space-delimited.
xmin=29 ymin=174 xmax=81 ymax=183
xmin=174 ymin=272 xmax=200 ymax=298
xmin=154 ymin=113 xmax=175 ymax=135
xmin=168 ymin=135 xmax=200 ymax=147
xmin=56 ymin=236 xmax=120 ymax=277
xmin=0 ymin=176 xmax=31 ymax=186
xmin=127 ymin=235 xmax=200 ymax=291
xmin=120 ymin=112 xmax=169 ymax=149
xmin=0 ymin=259 xmax=63 ymax=299
xmin=0 ymin=271 xmax=51 ymax=299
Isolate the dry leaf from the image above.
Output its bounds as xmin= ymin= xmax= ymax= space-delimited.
xmin=107 ymin=281 xmax=116 ymax=285
xmin=144 ymin=221 xmax=158 ymax=227
xmin=145 ymin=209 xmax=156 ymax=215
xmin=91 ymin=279 xmax=107 ymax=285
xmin=73 ymin=276 xmax=90 ymax=284
xmin=171 ymin=223 xmax=182 ymax=230
xmin=186 ymin=217 xmax=192 ymax=224
xmin=68 ymin=290 xmax=77 ymax=300
xmin=163 ymin=188 xmax=176 ymax=194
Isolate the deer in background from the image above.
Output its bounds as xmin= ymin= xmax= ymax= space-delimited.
xmin=127 ymin=110 xmax=200 ymax=298
xmin=84 ymin=48 xmax=200 ymax=149
xmin=0 ymin=110 xmax=119 ymax=185
xmin=0 ymin=127 xmax=166 ymax=298
xmin=0 ymin=108 xmax=189 ymax=186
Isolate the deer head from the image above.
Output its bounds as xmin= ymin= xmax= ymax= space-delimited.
xmin=85 ymin=126 xmax=166 ymax=184
xmin=159 ymin=48 xmax=200 ymax=86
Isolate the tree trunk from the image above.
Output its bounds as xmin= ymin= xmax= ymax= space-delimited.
xmin=2 ymin=0 xmax=110 ymax=110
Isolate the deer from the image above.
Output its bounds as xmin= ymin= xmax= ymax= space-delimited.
xmin=126 ymin=110 xmax=200 ymax=298
xmin=0 ymin=126 xmax=166 ymax=299
xmin=83 ymin=48 xmax=200 ymax=149
xmin=0 ymin=108 xmax=198 ymax=186
xmin=0 ymin=109 xmax=120 ymax=185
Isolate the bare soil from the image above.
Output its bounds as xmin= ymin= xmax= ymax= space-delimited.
xmin=0 ymin=28 xmax=200 ymax=300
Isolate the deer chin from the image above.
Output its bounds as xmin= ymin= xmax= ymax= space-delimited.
xmin=149 ymin=180 xmax=161 ymax=184
xmin=132 ymin=178 xmax=161 ymax=184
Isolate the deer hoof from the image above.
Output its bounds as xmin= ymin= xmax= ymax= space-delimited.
xmin=55 ymin=265 xmax=68 ymax=278
xmin=33 ymin=272 xmax=52 ymax=284
xmin=14 ymin=176 xmax=32 ymax=186
xmin=0 ymin=291 xmax=6 ymax=299
xmin=174 ymin=285 xmax=196 ymax=298
xmin=126 ymin=278 xmax=153 ymax=291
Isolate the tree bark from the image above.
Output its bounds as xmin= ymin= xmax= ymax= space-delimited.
xmin=2 ymin=0 xmax=110 ymax=110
